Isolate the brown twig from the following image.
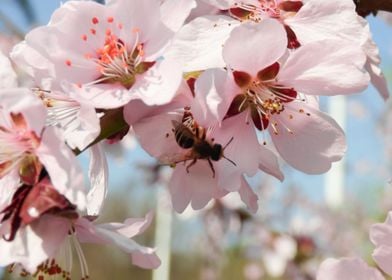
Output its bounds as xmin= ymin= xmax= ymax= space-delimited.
xmin=354 ymin=0 xmax=392 ymax=17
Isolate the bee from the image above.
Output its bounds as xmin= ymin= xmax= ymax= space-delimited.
xmin=160 ymin=120 xmax=236 ymax=178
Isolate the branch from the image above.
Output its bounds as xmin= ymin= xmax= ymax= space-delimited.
xmin=354 ymin=0 xmax=392 ymax=17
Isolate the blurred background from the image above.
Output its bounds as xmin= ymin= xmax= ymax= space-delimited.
xmin=0 ymin=0 xmax=391 ymax=279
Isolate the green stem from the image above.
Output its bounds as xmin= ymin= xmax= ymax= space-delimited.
xmin=73 ymin=107 xmax=129 ymax=155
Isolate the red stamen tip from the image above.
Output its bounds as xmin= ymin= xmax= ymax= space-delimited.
xmin=92 ymin=17 xmax=99 ymax=24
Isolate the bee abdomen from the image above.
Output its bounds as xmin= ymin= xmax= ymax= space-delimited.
xmin=175 ymin=128 xmax=194 ymax=149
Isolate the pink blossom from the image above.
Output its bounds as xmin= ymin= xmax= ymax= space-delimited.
xmin=0 ymin=187 xmax=159 ymax=277
xmin=11 ymin=40 xmax=102 ymax=151
xmin=316 ymin=258 xmax=385 ymax=280
xmin=23 ymin=0 xmax=182 ymax=109
xmin=199 ymin=21 xmax=369 ymax=173
xmin=370 ymin=211 xmax=392 ymax=276
xmin=0 ymin=88 xmax=86 ymax=208
xmin=131 ymin=80 xmax=283 ymax=213
xmin=169 ymin=0 xmax=388 ymax=100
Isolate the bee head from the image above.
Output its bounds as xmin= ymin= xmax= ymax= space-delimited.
xmin=211 ymin=144 xmax=222 ymax=161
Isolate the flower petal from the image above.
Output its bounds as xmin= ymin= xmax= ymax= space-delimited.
xmin=130 ymin=58 xmax=182 ymax=106
xmin=132 ymin=112 xmax=183 ymax=158
xmin=316 ymin=258 xmax=384 ymax=280
xmin=223 ymin=19 xmax=287 ymax=75
xmin=212 ymin=112 xmax=260 ymax=191
xmin=258 ymin=146 xmax=284 ymax=181
xmin=270 ymin=102 xmax=346 ymax=174
xmin=192 ymin=68 xmax=239 ymax=126
xmin=0 ymin=215 xmax=69 ymax=274
xmin=86 ymin=144 xmax=108 ymax=217
xmin=278 ymin=40 xmax=369 ymax=96
xmin=160 ymin=0 xmax=197 ymax=32
xmin=166 ymin=15 xmax=238 ymax=71
xmin=0 ymin=88 xmax=46 ymax=135
xmin=169 ymin=162 xmax=227 ymax=212
xmin=37 ymin=127 xmax=87 ymax=209
xmin=370 ymin=212 xmax=392 ymax=276
xmin=238 ymin=176 xmax=258 ymax=213
xmin=0 ymin=50 xmax=17 ymax=89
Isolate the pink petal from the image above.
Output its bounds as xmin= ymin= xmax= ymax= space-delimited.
xmin=278 ymin=40 xmax=369 ymax=95
xmin=372 ymin=246 xmax=392 ymax=277
xmin=366 ymin=59 xmax=390 ymax=101
xmin=238 ymin=176 xmax=258 ymax=213
xmin=130 ymin=58 xmax=182 ymax=106
xmin=123 ymin=79 xmax=193 ymax=125
xmin=75 ymin=215 xmax=160 ymax=269
xmin=0 ymin=88 xmax=46 ymax=135
xmin=58 ymin=84 xmax=101 ymax=150
xmin=11 ymin=41 xmax=55 ymax=88
xmin=359 ymin=18 xmax=390 ymax=100
xmin=370 ymin=212 xmax=392 ymax=247
xmin=0 ymin=50 xmax=17 ymax=88
xmin=0 ymin=171 xmax=19 ymax=213
xmin=258 ymin=146 xmax=284 ymax=182
xmin=317 ymin=258 xmax=384 ymax=280
xmin=106 ymin=0 xmax=173 ymax=59
xmin=37 ymin=127 xmax=87 ymax=209
xmin=270 ymin=102 xmax=346 ymax=174
xmin=223 ymin=19 xmax=287 ymax=75
xmin=370 ymin=212 xmax=392 ymax=275
xmin=213 ymin=112 xmax=260 ymax=191
xmin=86 ymin=144 xmax=108 ymax=217
xmin=98 ymin=211 xmax=154 ymax=238
xmin=132 ymin=112 xmax=183 ymax=158
xmin=160 ymin=0 xmax=197 ymax=32
xmin=204 ymin=0 xmax=235 ymax=9
xmin=286 ymin=0 xmax=361 ymax=45
xmin=0 ymin=215 xmax=69 ymax=274
xmin=131 ymin=250 xmax=161 ymax=269
xmin=93 ymin=225 xmax=161 ymax=269
xmin=192 ymin=68 xmax=239 ymax=125
xmin=169 ymin=162 xmax=227 ymax=212
xmin=166 ymin=15 xmax=238 ymax=71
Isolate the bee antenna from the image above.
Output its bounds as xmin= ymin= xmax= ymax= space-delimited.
xmin=223 ymin=137 xmax=234 ymax=150
xmin=223 ymin=155 xmax=237 ymax=166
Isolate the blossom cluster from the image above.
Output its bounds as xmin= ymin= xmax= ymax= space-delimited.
xmin=0 ymin=0 xmax=390 ymax=278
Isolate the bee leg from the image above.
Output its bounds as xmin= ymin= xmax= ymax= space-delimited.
xmin=207 ymin=159 xmax=215 ymax=178
xmin=186 ymin=159 xmax=197 ymax=173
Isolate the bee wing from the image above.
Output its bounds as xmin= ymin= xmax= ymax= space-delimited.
xmin=172 ymin=121 xmax=196 ymax=138
xmin=158 ymin=152 xmax=194 ymax=166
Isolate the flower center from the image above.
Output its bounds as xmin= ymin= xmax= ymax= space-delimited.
xmin=67 ymin=16 xmax=155 ymax=89
xmin=230 ymin=1 xmax=303 ymax=48
xmin=8 ymin=229 xmax=89 ymax=280
xmin=226 ymin=65 xmax=298 ymax=131
xmin=0 ymin=113 xmax=41 ymax=179
xmin=1 ymin=177 xmax=77 ymax=241
xmin=231 ymin=0 xmax=281 ymax=21
xmin=231 ymin=0 xmax=303 ymax=21
xmin=34 ymin=89 xmax=81 ymax=128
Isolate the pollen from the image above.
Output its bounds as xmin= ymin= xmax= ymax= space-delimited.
xmin=90 ymin=28 xmax=96 ymax=35
xmin=81 ymin=34 xmax=87 ymax=41
xmin=65 ymin=59 xmax=72 ymax=66
xmin=92 ymin=17 xmax=99 ymax=24
xmin=107 ymin=16 xmax=114 ymax=23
